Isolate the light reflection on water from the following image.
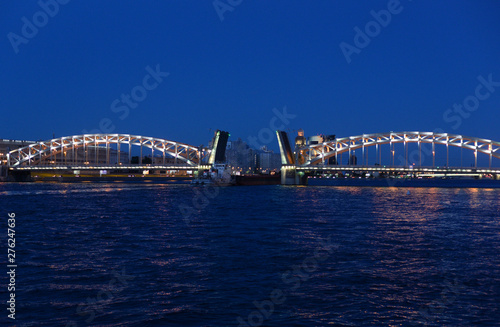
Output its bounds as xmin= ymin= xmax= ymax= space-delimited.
xmin=0 ymin=183 xmax=498 ymax=326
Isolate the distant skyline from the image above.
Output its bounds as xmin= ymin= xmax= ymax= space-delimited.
xmin=1 ymin=1 xmax=500 ymax=151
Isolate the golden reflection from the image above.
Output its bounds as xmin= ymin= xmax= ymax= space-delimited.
xmin=361 ymin=186 xmax=500 ymax=323
xmin=370 ymin=187 xmax=445 ymax=222
xmin=151 ymin=259 xmax=178 ymax=267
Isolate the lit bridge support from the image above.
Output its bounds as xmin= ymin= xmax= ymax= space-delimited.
xmin=276 ymin=131 xmax=307 ymax=185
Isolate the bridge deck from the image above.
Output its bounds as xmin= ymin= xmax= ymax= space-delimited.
xmin=10 ymin=164 xmax=211 ymax=171
xmin=290 ymin=165 xmax=500 ymax=174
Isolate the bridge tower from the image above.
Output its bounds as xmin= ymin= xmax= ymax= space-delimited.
xmin=276 ymin=130 xmax=307 ymax=185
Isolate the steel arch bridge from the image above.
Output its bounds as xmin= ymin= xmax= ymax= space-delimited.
xmin=299 ymin=131 xmax=500 ymax=168
xmin=7 ymin=134 xmax=205 ymax=168
xmin=277 ymin=131 xmax=500 ymax=185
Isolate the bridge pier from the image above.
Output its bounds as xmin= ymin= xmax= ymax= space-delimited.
xmin=0 ymin=165 xmax=8 ymax=182
xmin=280 ymin=166 xmax=307 ymax=185
xmin=7 ymin=169 xmax=32 ymax=182
xmin=276 ymin=131 xmax=307 ymax=185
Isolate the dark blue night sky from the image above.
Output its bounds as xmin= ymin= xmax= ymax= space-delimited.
xmin=1 ymin=1 xmax=500 ymax=149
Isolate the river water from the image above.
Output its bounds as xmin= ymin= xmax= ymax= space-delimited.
xmin=0 ymin=182 xmax=499 ymax=326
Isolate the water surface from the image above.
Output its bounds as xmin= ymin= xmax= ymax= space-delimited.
xmin=0 ymin=182 xmax=499 ymax=326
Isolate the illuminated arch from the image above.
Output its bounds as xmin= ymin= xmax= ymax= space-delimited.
xmin=301 ymin=132 xmax=500 ymax=166
xmin=7 ymin=134 xmax=201 ymax=167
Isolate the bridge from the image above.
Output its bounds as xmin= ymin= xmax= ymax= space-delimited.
xmin=277 ymin=131 xmax=500 ymax=185
xmin=4 ymin=131 xmax=230 ymax=181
